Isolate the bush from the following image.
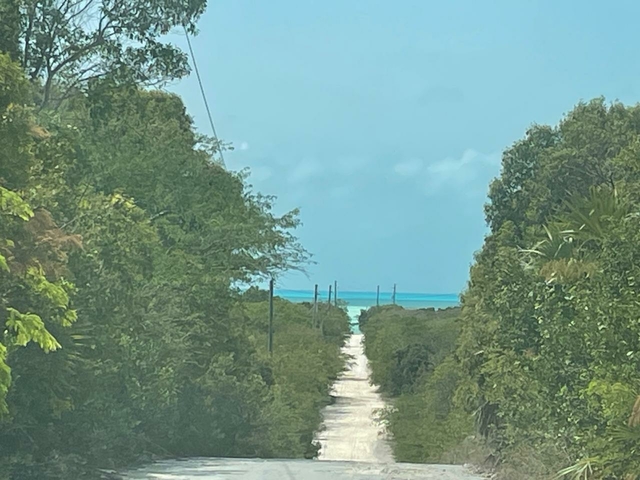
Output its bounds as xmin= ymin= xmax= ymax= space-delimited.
xmin=361 ymin=306 xmax=473 ymax=463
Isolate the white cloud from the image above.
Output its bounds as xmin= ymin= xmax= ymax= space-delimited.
xmin=239 ymin=141 xmax=249 ymax=151
xmin=393 ymin=158 xmax=424 ymax=176
xmin=288 ymin=159 xmax=322 ymax=184
xmin=424 ymin=149 xmax=500 ymax=196
xmin=392 ymin=150 xmax=500 ymax=197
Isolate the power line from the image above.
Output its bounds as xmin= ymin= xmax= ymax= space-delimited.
xmin=183 ymin=26 xmax=226 ymax=168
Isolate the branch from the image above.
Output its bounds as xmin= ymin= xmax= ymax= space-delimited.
xmin=50 ymin=35 xmax=105 ymax=77
xmin=65 ymin=0 xmax=98 ymax=22
xmin=149 ymin=210 xmax=170 ymax=221
xmin=23 ymin=4 xmax=35 ymax=75
xmin=49 ymin=7 xmax=113 ymax=79
xmin=53 ymin=70 xmax=108 ymax=108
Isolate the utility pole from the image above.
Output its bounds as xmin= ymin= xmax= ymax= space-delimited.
xmin=313 ymin=284 xmax=319 ymax=328
xmin=328 ymin=284 xmax=332 ymax=304
xmin=376 ymin=285 xmax=380 ymax=307
xmin=334 ymin=280 xmax=338 ymax=307
xmin=268 ymin=278 xmax=274 ymax=354
xmin=392 ymin=283 xmax=397 ymax=305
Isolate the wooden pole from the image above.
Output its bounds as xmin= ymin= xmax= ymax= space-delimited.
xmin=328 ymin=284 xmax=332 ymax=304
xmin=334 ymin=280 xmax=338 ymax=307
xmin=268 ymin=279 xmax=274 ymax=354
xmin=313 ymin=284 xmax=319 ymax=327
xmin=376 ymin=285 xmax=380 ymax=307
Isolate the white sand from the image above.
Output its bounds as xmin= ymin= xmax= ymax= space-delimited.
xmin=315 ymin=334 xmax=394 ymax=463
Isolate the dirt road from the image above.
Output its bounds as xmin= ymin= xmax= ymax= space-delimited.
xmin=315 ymin=334 xmax=393 ymax=462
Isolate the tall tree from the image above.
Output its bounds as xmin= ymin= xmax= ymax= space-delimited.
xmin=8 ymin=0 xmax=206 ymax=107
xmin=0 ymin=53 xmax=78 ymax=415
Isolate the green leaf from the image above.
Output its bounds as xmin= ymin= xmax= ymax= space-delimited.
xmin=5 ymin=307 xmax=61 ymax=352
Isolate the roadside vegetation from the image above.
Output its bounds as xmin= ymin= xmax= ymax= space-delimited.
xmin=360 ymin=306 xmax=474 ymax=463
xmin=0 ymin=3 xmax=350 ymax=476
xmin=363 ymin=100 xmax=640 ymax=479
xmin=456 ymin=99 xmax=640 ymax=479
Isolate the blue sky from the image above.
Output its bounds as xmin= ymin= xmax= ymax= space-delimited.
xmin=168 ymin=0 xmax=640 ymax=294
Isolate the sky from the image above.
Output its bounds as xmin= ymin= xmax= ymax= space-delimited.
xmin=168 ymin=0 xmax=640 ymax=294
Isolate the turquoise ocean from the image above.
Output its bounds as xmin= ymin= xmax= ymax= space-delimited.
xmin=275 ymin=289 xmax=460 ymax=334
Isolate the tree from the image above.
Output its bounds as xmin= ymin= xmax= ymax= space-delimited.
xmin=0 ymin=54 xmax=77 ymax=416
xmin=8 ymin=0 xmax=206 ymax=107
xmin=389 ymin=343 xmax=432 ymax=395
xmin=457 ymin=99 xmax=640 ymax=479
xmin=0 ymin=36 xmax=345 ymax=478
xmin=74 ymin=85 xmax=310 ymax=281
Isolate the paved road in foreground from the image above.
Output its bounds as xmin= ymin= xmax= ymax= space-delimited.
xmin=123 ymin=457 xmax=485 ymax=479
xmin=122 ymin=334 xmax=484 ymax=479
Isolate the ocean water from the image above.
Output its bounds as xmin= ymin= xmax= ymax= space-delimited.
xmin=276 ymin=289 xmax=460 ymax=334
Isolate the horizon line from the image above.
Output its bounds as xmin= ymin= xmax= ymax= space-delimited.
xmin=275 ymin=288 xmax=460 ymax=297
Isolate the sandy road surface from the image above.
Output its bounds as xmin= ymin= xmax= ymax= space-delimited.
xmin=315 ymin=334 xmax=393 ymax=462
xmin=123 ymin=458 xmax=485 ymax=479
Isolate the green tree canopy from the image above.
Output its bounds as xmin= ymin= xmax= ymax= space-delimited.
xmin=5 ymin=0 xmax=206 ymax=107
xmin=457 ymin=99 xmax=640 ymax=478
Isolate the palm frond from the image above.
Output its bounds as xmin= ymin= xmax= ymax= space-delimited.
xmin=555 ymin=457 xmax=597 ymax=480
xmin=525 ymin=225 xmax=576 ymax=261
xmin=562 ymin=185 xmax=631 ymax=243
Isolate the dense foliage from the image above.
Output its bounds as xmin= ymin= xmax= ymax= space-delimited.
xmin=239 ymin=297 xmax=349 ymax=458
xmin=360 ymin=305 xmax=472 ymax=462
xmin=0 ymin=41 xmax=349 ymax=480
xmin=456 ymin=99 xmax=640 ymax=479
xmin=361 ymin=101 xmax=640 ymax=479
xmin=1 ymin=0 xmax=207 ymax=107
